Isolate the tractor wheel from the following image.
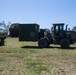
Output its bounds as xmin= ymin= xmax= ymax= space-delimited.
xmin=38 ymin=38 xmax=48 ymax=48
xmin=60 ymin=38 xmax=70 ymax=48
xmin=44 ymin=37 xmax=50 ymax=47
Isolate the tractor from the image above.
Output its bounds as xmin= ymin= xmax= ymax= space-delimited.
xmin=38 ymin=23 xmax=76 ymax=48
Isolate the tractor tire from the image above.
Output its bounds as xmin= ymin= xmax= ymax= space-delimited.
xmin=44 ymin=37 xmax=50 ymax=47
xmin=60 ymin=38 xmax=70 ymax=48
xmin=38 ymin=38 xmax=48 ymax=48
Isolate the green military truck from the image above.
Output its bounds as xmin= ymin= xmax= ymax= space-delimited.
xmin=38 ymin=23 xmax=76 ymax=48
xmin=19 ymin=23 xmax=76 ymax=48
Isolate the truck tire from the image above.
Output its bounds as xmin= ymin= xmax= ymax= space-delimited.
xmin=44 ymin=37 xmax=50 ymax=47
xmin=38 ymin=38 xmax=48 ymax=48
xmin=60 ymin=38 xmax=70 ymax=48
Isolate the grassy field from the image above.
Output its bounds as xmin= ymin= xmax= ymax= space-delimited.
xmin=0 ymin=38 xmax=76 ymax=75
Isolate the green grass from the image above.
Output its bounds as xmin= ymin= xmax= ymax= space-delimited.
xmin=0 ymin=37 xmax=76 ymax=75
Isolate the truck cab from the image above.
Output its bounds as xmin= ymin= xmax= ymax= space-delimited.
xmin=53 ymin=23 xmax=66 ymax=37
xmin=52 ymin=23 xmax=72 ymax=48
xmin=52 ymin=23 xmax=66 ymax=44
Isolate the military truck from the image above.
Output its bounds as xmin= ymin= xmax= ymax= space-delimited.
xmin=0 ymin=25 xmax=7 ymax=46
xmin=38 ymin=23 xmax=76 ymax=48
xmin=19 ymin=23 xmax=76 ymax=48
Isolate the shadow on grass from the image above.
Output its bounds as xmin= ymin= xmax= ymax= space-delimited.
xmin=0 ymin=45 xmax=6 ymax=47
xmin=21 ymin=46 xmax=42 ymax=49
xmin=21 ymin=46 xmax=76 ymax=50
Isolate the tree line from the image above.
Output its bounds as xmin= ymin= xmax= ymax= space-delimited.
xmin=0 ymin=21 xmax=19 ymax=37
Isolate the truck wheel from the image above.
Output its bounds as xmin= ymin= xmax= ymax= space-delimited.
xmin=60 ymin=38 xmax=70 ymax=48
xmin=44 ymin=37 xmax=50 ymax=47
xmin=38 ymin=38 xmax=48 ymax=48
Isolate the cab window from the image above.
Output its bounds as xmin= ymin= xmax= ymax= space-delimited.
xmin=55 ymin=26 xmax=59 ymax=31
xmin=60 ymin=25 xmax=63 ymax=31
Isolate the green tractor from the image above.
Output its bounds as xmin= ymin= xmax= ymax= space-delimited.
xmin=38 ymin=23 xmax=76 ymax=48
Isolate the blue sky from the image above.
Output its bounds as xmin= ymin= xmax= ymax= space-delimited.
xmin=0 ymin=0 xmax=76 ymax=29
